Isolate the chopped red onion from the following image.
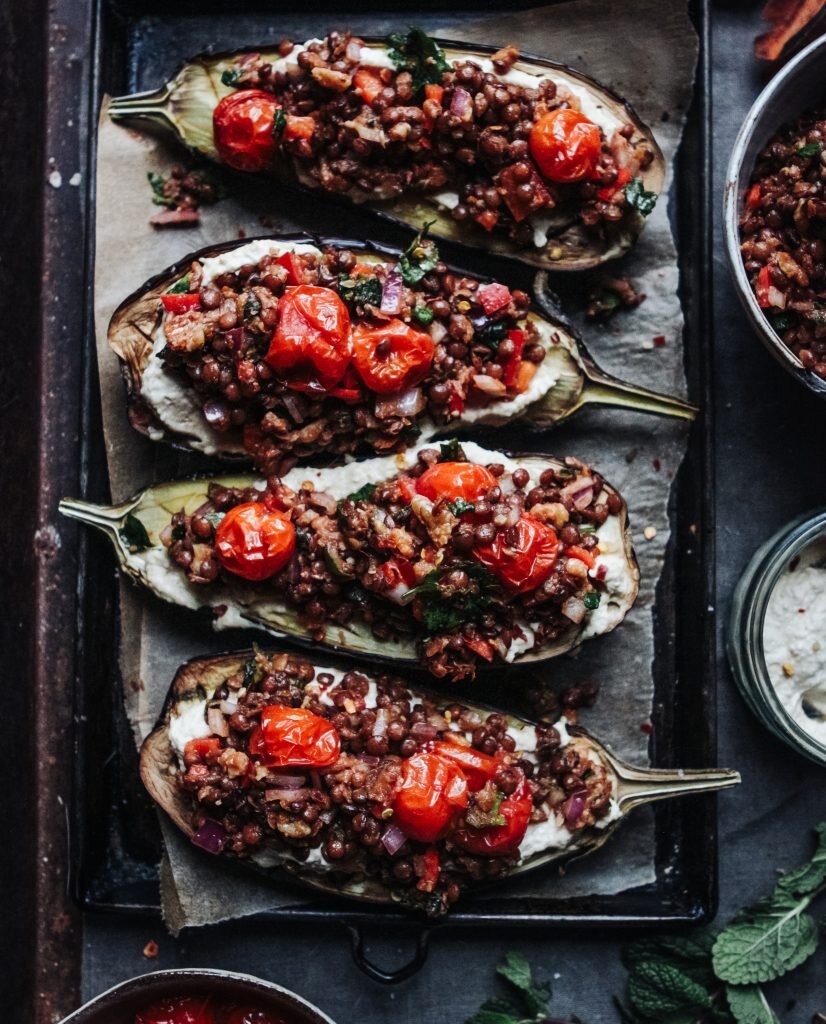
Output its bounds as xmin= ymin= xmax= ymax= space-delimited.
xmin=219 ymin=698 xmax=238 ymax=716
xmin=207 ymin=706 xmax=229 ymax=738
xmin=767 ymin=285 xmax=787 ymax=309
xmin=375 ymin=386 xmax=425 ymax=421
xmin=358 ymin=754 xmax=381 ymax=766
xmin=410 ymin=722 xmax=439 ymax=742
xmin=267 ymin=773 xmax=307 ymax=790
xmin=561 ymin=476 xmax=595 ymax=510
xmin=563 ymin=789 xmax=588 ymax=825
xmin=450 ymin=86 xmax=473 ymax=119
xmin=319 ymin=808 xmax=336 ymax=825
xmin=429 ymin=320 xmax=448 ymax=344
xmin=310 ymin=769 xmax=322 ymax=791
xmin=346 ymin=39 xmax=362 ymax=61
xmin=426 ymin=711 xmax=450 ymax=731
xmin=595 ymin=563 xmax=608 ymax=581
xmin=191 ymin=819 xmax=226 ymax=854
xmin=159 ymin=523 xmax=174 ymax=546
xmin=373 ymin=708 xmax=389 ymax=739
xmin=562 ymin=596 xmax=586 ymax=624
xmin=265 ymin=787 xmax=310 ymax=802
xmin=380 ymin=266 xmax=403 ymax=314
xmin=223 ymin=327 xmax=246 ymax=352
xmin=280 ymin=391 xmax=306 ymax=424
xmin=150 ymin=208 xmax=200 ymax=227
xmin=381 ymin=823 xmax=409 ymax=856
xmin=473 ymin=374 xmax=508 ymax=397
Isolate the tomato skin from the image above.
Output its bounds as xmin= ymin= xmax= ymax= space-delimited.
xmin=266 ymin=285 xmax=352 ymax=394
xmin=530 ymin=109 xmax=602 ymax=183
xmin=183 ymin=737 xmax=221 ymax=766
xmin=161 ymin=293 xmax=200 ymax=314
xmin=565 ymin=544 xmax=596 ymax=569
xmin=135 ymin=997 xmax=215 ymax=1024
xmin=380 ymin=557 xmax=417 ymax=589
xmin=283 ymin=115 xmax=315 ymax=141
xmin=451 ymin=780 xmax=533 ymax=856
xmin=477 ymin=282 xmax=511 ymax=315
xmin=213 ymin=90 xmax=279 ymax=172
xmin=249 ymin=706 xmax=340 ymax=768
xmin=214 ymin=502 xmax=296 ymax=581
xmin=276 ymin=251 xmax=305 ymax=286
xmin=393 ymin=751 xmax=469 ymax=843
xmin=430 ymin=741 xmax=499 ymax=792
xmin=415 ymin=462 xmax=496 ymax=504
xmin=474 ymin=515 xmax=560 ymax=593
xmin=351 ymin=319 xmax=435 ymax=394
xmin=502 ymin=329 xmax=525 ymax=388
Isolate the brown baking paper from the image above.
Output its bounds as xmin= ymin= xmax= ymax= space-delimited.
xmin=93 ymin=0 xmax=698 ymax=933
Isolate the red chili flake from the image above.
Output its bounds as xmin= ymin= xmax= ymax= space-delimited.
xmin=653 ymin=335 xmax=666 ymax=347
xmin=143 ymin=940 xmax=159 ymax=959
xmin=640 ymin=722 xmax=654 ymax=735
xmin=652 ymin=458 xmax=661 ymax=472
xmin=237 ymin=227 xmax=247 ymax=238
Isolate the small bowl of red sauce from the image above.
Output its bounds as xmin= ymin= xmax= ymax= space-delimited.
xmin=58 ymin=969 xmax=337 ymax=1024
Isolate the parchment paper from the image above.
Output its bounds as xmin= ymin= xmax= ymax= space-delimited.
xmin=93 ymin=0 xmax=698 ymax=933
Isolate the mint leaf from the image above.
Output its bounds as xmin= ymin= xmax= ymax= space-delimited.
xmin=797 ymin=142 xmax=822 ymax=157
xmin=386 ymin=28 xmax=450 ymax=95
xmin=439 ymin=438 xmax=466 ymax=462
xmin=496 ymin=951 xmax=550 ymax=1018
xmin=725 ymin=984 xmax=780 ymax=1024
xmin=412 ymin=303 xmax=434 ymax=326
xmin=119 ymin=513 xmax=152 ymax=552
xmin=165 ymin=274 xmax=191 ymax=294
xmin=583 ymin=591 xmax=601 ymax=611
xmin=447 ymin=497 xmax=475 ymax=516
xmin=399 ymin=223 xmax=439 ymax=286
xmin=622 ymin=932 xmax=716 ymax=987
xmin=627 ymin=961 xmax=711 ymax=1020
xmin=147 ymin=170 xmax=175 ymax=209
xmin=777 ymin=821 xmax=826 ymax=897
xmin=348 ymin=483 xmax=376 ymax=504
xmin=624 ymin=177 xmax=657 ymax=217
xmin=712 ymin=892 xmax=820 ymax=985
xmin=338 ymin=274 xmax=382 ymax=309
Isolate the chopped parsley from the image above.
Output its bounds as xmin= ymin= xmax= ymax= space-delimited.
xmin=242 ymin=657 xmax=263 ymax=689
xmin=165 ymin=274 xmax=191 ymax=294
xmin=466 ymin=790 xmax=506 ymax=829
xmin=273 ymin=107 xmax=286 ymax=135
xmin=399 ymin=223 xmax=439 ymax=287
xmin=409 ymin=562 xmax=501 ymax=633
xmin=243 ymin=293 xmax=261 ymax=321
xmin=797 ymin=142 xmax=822 ymax=157
xmin=337 ymin=482 xmax=376 ymax=515
xmin=439 ymin=438 xmax=467 ymax=462
xmin=386 ymin=28 xmax=450 ymax=96
xmin=338 ymin=274 xmax=382 ymax=309
xmin=204 ymin=511 xmax=226 ymax=529
xmin=412 ymin=303 xmax=434 ymax=326
xmin=221 ymin=68 xmax=242 ymax=87
xmin=171 ymin=523 xmax=186 ymax=541
xmin=624 ymin=176 xmax=658 ymax=217
xmin=579 ymin=523 xmax=596 ymax=535
xmin=119 ymin=514 xmax=152 ymax=552
xmin=447 ymin=497 xmax=475 ymax=516
xmin=147 ymin=170 xmax=175 ymax=209
xmin=583 ymin=591 xmax=601 ymax=610
xmin=474 ymin=318 xmax=508 ymax=348
xmin=770 ymin=311 xmax=793 ymax=332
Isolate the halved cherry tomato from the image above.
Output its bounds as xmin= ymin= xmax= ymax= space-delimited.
xmin=266 ymin=285 xmax=352 ymax=394
xmin=756 ymin=264 xmax=772 ymax=308
xmin=182 ymin=737 xmax=221 ymax=766
xmin=565 ymin=544 xmax=597 ymax=569
xmin=477 ymin=282 xmax=511 ymax=315
xmin=283 ymin=115 xmax=315 ymax=141
xmin=474 ymin=514 xmax=560 ymax=593
xmin=502 ymin=329 xmax=525 ymax=388
xmin=224 ymin=1009 xmax=284 ymax=1024
xmin=381 ymin=557 xmax=417 ymax=590
xmin=276 ymin=250 xmax=305 ymax=286
xmin=393 ymin=751 xmax=468 ymax=843
xmin=214 ymin=502 xmax=296 ymax=581
xmin=474 ymin=209 xmax=499 ymax=232
xmin=161 ymin=293 xmax=200 ymax=314
xmin=135 ymin=997 xmax=215 ymax=1024
xmin=248 ymin=706 xmax=340 ymax=768
xmin=530 ymin=108 xmax=602 ymax=183
xmin=351 ymin=319 xmax=435 ymax=394
xmin=597 ymin=166 xmax=632 ymax=201
xmin=353 ymin=67 xmax=385 ymax=105
xmin=213 ymin=89 xmax=279 ymax=172
xmin=451 ymin=779 xmax=533 ymax=856
xmin=431 ymin=741 xmax=499 ymax=791
xmin=329 ymin=366 xmax=365 ymax=404
xmin=415 ymin=462 xmax=496 ymax=503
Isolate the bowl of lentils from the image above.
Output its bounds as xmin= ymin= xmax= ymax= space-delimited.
xmin=724 ymin=33 xmax=826 ymax=396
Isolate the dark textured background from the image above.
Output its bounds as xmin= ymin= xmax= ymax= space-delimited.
xmin=3 ymin=2 xmax=826 ymax=1021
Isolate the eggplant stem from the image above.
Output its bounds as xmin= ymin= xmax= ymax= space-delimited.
xmin=578 ymin=368 xmax=698 ymax=421
xmin=610 ymin=758 xmax=740 ymax=812
xmin=58 ymin=496 xmax=133 ymax=535
xmin=109 ymin=88 xmax=173 ymax=125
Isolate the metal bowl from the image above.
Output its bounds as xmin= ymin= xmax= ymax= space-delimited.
xmin=723 ymin=33 xmax=826 ymax=398
xmin=57 ymin=969 xmax=338 ymax=1024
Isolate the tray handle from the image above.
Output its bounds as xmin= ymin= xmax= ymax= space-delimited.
xmin=347 ymin=924 xmax=431 ymax=985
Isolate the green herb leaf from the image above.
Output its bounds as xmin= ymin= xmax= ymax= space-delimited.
xmin=465 ymin=790 xmax=506 ymax=829
xmin=712 ymin=893 xmax=820 ymax=985
xmin=386 ymin=28 xmax=450 ymax=96
xmin=624 ymin=177 xmax=658 ymax=217
xmin=447 ymin=497 xmax=475 ymax=516
xmin=221 ymin=68 xmax=242 ymax=87
xmin=496 ymin=951 xmax=550 ymax=1019
xmin=583 ymin=591 xmax=601 ymax=610
xmin=725 ymin=985 xmax=780 ymax=1024
xmin=412 ymin=303 xmax=434 ymax=326
xmin=171 ymin=523 xmax=186 ymax=541
xmin=119 ymin=514 xmax=152 ymax=552
xmin=777 ymin=821 xmax=826 ymax=897
xmin=769 ymin=312 xmax=792 ymax=332
xmin=475 ymin=319 xmax=509 ymax=348
xmin=627 ymin=961 xmax=711 ymax=1020
xmin=399 ymin=223 xmax=439 ymax=287
xmin=165 ymin=274 xmax=191 ymax=294
xmin=273 ymin=107 xmax=286 ymax=135
xmin=797 ymin=142 xmax=822 ymax=157
xmin=243 ymin=293 xmax=262 ymax=321
xmin=338 ymin=274 xmax=382 ymax=309
xmin=579 ymin=523 xmax=596 ymax=535
xmin=439 ymin=438 xmax=467 ymax=462
xmin=204 ymin=511 xmax=225 ymax=529
xmin=411 ymin=561 xmax=502 ymax=634
xmin=147 ymin=170 xmax=175 ymax=209
xmin=243 ymin=657 xmax=262 ymax=689
xmin=337 ymin=483 xmax=376 ymax=516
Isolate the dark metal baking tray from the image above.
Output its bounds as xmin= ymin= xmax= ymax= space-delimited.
xmin=67 ymin=0 xmax=714 ymax=983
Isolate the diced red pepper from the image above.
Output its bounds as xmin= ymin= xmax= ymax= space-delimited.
xmin=381 ymin=557 xmax=417 ymax=590
xmin=464 ymin=636 xmax=495 ymax=662
xmin=396 ymin=475 xmax=418 ymax=503
xmin=283 ymin=115 xmax=315 ymax=141
xmin=597 ymin=166 xmax=632 ymax=201
xmin=756 ymin=264 xmax=772 ymax=308
xmin=503 ymin=329 xmax=525 ymax=388
xmin=497 ymin=162 xmax=552 ymax=222
xmin=276 ymin=250 xmax=305 ymax=286
xmin=565 ymin=544 xmax=597 ymax=569
xmin=424 ymin=84 xmax=444 ymax=105
xmin=353 ymin=67 xmax=385 ymax=106
xmin=417 ymin=848 xmax=440 ymax=892
xmin=161 ymin=293 xmax=200 ymax=314
xmin=329 ymin=366 xmax=364 ymax=403
xmin=183 ymin=737 xmax=221 ymax=766
xmin=745 ymin=183 xmax=761 ymax=210
xmin=448 ymin=388 xmax=465 ymax=414
xmin=477 ymin=282 xmax=512 ymax=315
xmin=474 ymin=209 xmax=499 ymax=232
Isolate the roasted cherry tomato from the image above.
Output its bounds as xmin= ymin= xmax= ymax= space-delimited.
xmin=182 ymin=737 xmax=221 ymax=766
xmin=353 ymin=67 xmax=385 ymax=105
xmin=474 ymin=514 xmax=560 ymax=593
xmin=392 ymin=751 xmax=468 ymax=843
xmin=161 ymin=293 xmax=200 ymax=314
xmin=451 ymin=779 xmax=533 ymax=856
xmin=266 ymin=285 xmax=352 ymax=394
xmin=430 ymin=741 xmax=499 ymax=792
xmin=214 ymin=502 xmax=295 ymax=581
xmin=213 ymin=90 xmax=279 ymax=172
xmin=276 ymin=250 xmax=305 ymax=286
xmin=415 ymin=462 xmax=496 ymax=504
xmin=249 ymin=706 xmax=340 ymax=768
xmin=224 ymin=1009 xmax=286 ymax=1024
xmin=135 ymin=997 xmax=215 ymax=1024
xmin=351 ymin=318 xmax=435 ymax=394
xmin=477 ymin=282 xmax=511 ymax=315
xmin=530 ymin=108 xmax=602 ymax=183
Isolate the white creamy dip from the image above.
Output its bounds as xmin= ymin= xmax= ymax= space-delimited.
xmin=763 ymin=540 xmax=826 ymax=746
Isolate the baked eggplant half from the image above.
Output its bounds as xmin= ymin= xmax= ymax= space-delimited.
xmin=108 ymin=29 xmax=666 ymax=271
xmin=110 ymin=234 xmax=695 ymax=469
xmin=140 ymin=649 xmax=740 ymax=917
xmin=59 ymin=440 xmax=640 ymax=680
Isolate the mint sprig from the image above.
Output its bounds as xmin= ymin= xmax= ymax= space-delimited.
xmin=466 ymin=952 xmax=553 ymax=1024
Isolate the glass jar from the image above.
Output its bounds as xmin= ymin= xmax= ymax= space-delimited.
xmin=727 ymin=508 xmax=826 ymax=767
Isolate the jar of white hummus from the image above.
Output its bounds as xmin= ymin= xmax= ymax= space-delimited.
xmin=728 ymin=509 xmax=826 ymax=766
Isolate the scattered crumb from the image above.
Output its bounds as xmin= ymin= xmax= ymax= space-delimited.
xmin=652 ymin=458 xmax=661 ymax=472
xmin=814 ymin=641 xmax=822 ymax=653
xmin=782 ymin=662 xmax=795 ymax=677
xmin=48 ymin=170 xmax=62 ymax=188
xmin=237 ymin=227 xmax=247 ymax=238
xmin=641 ymin=339 xmax=655 ymax=350
xmin=689 ymin=522 xmax=697 ymax=536
xmin=653 ymin=335 xmax=667 ymax=347
xmin=643 ymin=526 xmax=657 ymax=541
xmin=143 ymin=940 xmax=159 ymax=959
xmin=69 ymin=172 xmax=82 ymax=187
